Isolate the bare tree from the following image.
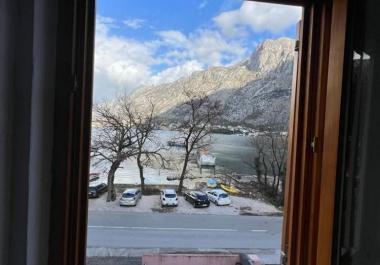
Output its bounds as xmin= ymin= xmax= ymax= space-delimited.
xmin=91 ymin=97 xmax=168 ymax=200
xmin=175 ymin=89 xmax=223 ymax=193
xmin=246 ymin=132 xmax=288 ymax=204
xmin=127 ymin=103 xmax=168 ymax=194
xmin=91 ymin=98 xmax=138 ymax=201
xmin=245 ymin=135 xmax=269 ymax=190
xmin=245 ymin=104 xmax=289 ymax=204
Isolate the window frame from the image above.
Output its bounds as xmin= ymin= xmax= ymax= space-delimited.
xmin=48 ymin=1 xmax=95 ymax=265
xmin=47 ymin=1 xmax=348 ymax=265
xmin=279 ymin=1 xmax=348 ymax=265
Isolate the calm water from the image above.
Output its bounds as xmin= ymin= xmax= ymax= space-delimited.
xmin=157 ymin=130 xmax=256 ymax=175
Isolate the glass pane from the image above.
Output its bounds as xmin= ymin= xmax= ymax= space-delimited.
xmin=334 ymin=0 xmax=380 ymax=264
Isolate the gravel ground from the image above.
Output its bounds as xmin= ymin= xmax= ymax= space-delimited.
xmin=88 ymin=193 xmax=281 ymax=216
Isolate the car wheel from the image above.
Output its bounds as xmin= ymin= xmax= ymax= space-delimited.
xmin=216 ymin=201 xmax=219 ymax=206
xmin=193 ymin=202 xmax=196 ymax=208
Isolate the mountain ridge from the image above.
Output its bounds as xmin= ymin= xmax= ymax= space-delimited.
xmin=131 ymin=37 xmax=295 ymax=129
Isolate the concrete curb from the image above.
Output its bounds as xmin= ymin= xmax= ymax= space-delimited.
xmin=86 ymin=247 xmax=281 ymax=265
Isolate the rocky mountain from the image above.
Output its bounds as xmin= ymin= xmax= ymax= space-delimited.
xmin=131 ymin=38 xmax=295 ymax=130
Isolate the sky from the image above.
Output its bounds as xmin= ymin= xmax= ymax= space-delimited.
xmin=94 ymin=0 xmax=302 ymax=101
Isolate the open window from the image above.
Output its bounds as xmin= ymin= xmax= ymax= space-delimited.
xmin=46 ymin=0 xmax=350 ymax=265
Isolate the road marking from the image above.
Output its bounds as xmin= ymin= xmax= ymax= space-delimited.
xmin=88 ymin=225 xmax=237 ymax=232
xmin=250 ymin=229 xmax=268 ymax=233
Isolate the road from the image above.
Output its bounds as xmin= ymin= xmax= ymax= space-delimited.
xmin=87 ymin=211 xmax=282 ymax=250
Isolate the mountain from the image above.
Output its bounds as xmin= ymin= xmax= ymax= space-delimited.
xmin=131 ymin=38 xmax=295 ymax=130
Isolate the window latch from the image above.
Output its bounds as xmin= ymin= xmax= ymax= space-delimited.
xmin=311 ymin=136 xmax=318 ymax=153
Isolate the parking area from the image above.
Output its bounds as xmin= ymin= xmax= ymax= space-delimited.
xmin=88 ymin=193 xmax=281 ymax=216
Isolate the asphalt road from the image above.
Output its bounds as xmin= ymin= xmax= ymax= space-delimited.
xmin=87 ymin=211 xmax=282 ymax=250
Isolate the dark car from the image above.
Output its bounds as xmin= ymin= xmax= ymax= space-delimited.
xmin=184 ymin=191 xmax=210 ymax=208
xmin=88 ymin=182 xmax=107 ymax=198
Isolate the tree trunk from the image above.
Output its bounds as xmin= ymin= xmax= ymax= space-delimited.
xmin=254 ymin=156 xmax=262 ymax=185
xmin=107 ymin=161 xmax=120 ymax=202
xmin=271 ymin=163 xmax=277 ymax=194
xmin=280 ymin=173 xmax=286 ymax=204
xmin=137 ymin=153 xmax=145 ymax=194
xmin=274 ymin=165 xmax=281 ymax=196
xmin=275 ymin=175 xmax=280 ymax=195
xmin=262 ymin=157 xmax=268 ymax=192
xmin=178 ymin=152 xmax=190 ymax=193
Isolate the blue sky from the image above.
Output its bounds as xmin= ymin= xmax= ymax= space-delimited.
xmin=97 ymin=0 xmax=244 ymax=39
xmin=94 ymin=0 xmax=302 ymax=101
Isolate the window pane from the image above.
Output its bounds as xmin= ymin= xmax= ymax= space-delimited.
xmin=334 ymin=0 xmax=380 ymax=264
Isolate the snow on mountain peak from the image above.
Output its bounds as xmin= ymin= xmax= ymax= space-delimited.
xmin=129 ymin=37 xmax=295 ymax=129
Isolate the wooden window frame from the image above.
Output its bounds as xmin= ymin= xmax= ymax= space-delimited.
xmin=47 ymin=1 xmax=348 ymax=265
xmin=48 ymin=1 xmax=95 ymax=265
xmin=281 ymin=1 xmax=348 ymax=265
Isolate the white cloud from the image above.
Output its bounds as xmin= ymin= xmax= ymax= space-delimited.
xmin=93 ymin=16 xmax=249 ymax=100
xmin=198 ymin=0 xmax=207 ymax=9
xmin=96 ymin=16 xmax=116 ymax=35
xmin=214 ymin=2 xmax=302 ymax=37
xmin=94 ymin=16 xmax=156 ymax=100
xmin=189 ymin=29 xmax=247 ymax=66
xmin=150 ymin=60 xmax=204 ymax=85
xmin=123 ymin=18 xmax=146 ymax=29
xmin=156 ymin=30 xmax=188 ymax=47
xmin=156 ymin=29 xmax=247 ymax=66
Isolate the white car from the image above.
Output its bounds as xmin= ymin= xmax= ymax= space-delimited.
xmin=160 ymin=189 xmax=178 ymax=207
xmin=206 ymin=189 xmax=231 ymax=206
xmin=119 ymin=188 xmax=142 ymax=206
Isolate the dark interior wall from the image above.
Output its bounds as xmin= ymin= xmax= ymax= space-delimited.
xmin=0 ymin=1 xmax=32 ymax=263
xmin=335 ymin=0 xmax=380 ymax=264
xmin=355 ymin=0 xmax=380 ymax=262
xmin=0 ymin=0 xmax=57 ymax=265
xmin=0 ymin=1 xmax=16 ymax=264
xmin=28 ymin=0 xmax=57 ymax=265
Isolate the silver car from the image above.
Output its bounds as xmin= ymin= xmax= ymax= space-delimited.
xmin=206 ymin=189 xmax=231 ymax=206
xmin=119 ymin=188 xmax=142 ymax=206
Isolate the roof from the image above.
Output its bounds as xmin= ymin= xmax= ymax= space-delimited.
xmin=123 ymin=188 xmax=138 ymax=193
xmin=163 ymin=189 xmax=176 ymax=194
xmin=89 ymin=181 xmax=106 ymax=187
xmin=211 ymin=189 xmax=227 ymax=194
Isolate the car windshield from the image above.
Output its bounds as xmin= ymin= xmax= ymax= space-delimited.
xmin=219 ymin=193 xmax=228 ymax=198
xmin=197 ymin=194 xmax=208 ymax=200
xmin=89 ymin=187 xmax=97 ymax=192
xmin=165 ymin=194 xmax=176 ymax=198
xmin=122 ymin=193 xmax=135 ymax=198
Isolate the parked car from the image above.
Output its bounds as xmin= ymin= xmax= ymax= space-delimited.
xmin=119 ymin=188 xmax=142 ymax=206
xmin=89 ymin=172 xmax=100 ymax=182
xmin=206 ymin=189 xmax=231 ymax=206
xmin=184 ymin=190 xmax=210 ymax=208
xmin=88 ymin=182 xmax=107 ymax=198
xmin=160 ymin=189 xmax=178 ymax=207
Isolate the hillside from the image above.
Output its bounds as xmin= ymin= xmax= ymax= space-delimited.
xmin=131 ymin=38 xmax=295 ymax=129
